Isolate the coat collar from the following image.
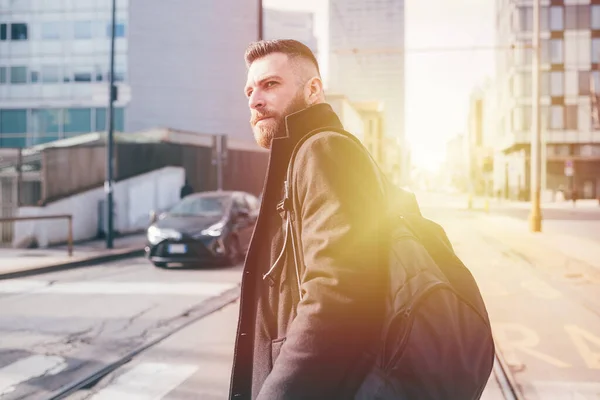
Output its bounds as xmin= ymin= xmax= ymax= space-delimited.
xmin=272 ymin=103 xmax=344 ymax=151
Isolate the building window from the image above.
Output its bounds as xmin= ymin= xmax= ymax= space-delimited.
xmin=593 ymin=5 xmax=600 ymax=30
xmin=541 ymin=71 xmax=551 ymax=96
xmin=10 ymin=23 xmax=28 ymax=40
xmin=550 ymin=6 xmax=564 ymax=31
xmin=41 ymin=65 xmax=60 ymax=83
xmin=0 ymin=67 xmax=6 ymax=84
xmin=106 ymin=22 xmax=126 ymax=38
xmin=514 ymin=72 xmax=532 ymax=97
xmin=550 ymin=71 xmax=564 ymax=96
xmin=0 ymin=109 xmax=27 ymax=148
xmin=579 ymin=71 xmax=590 ymax=95
xmin=566 ymin=5 xmax=590 ymax=30
xmin=0 ymin=24 xmax=6 ymax=41
xmin=31 ymin=109 xmax=61 ymax=144
xmin=515 ymin=46 xmax=532 ymax=66
xmin=565 ymin=105 xmax=578 ymax=130
xmin=550 ymin=39 xmax=563 ymax=64
xmin=518 ymin=7 xmax=533 ymax=32
xmin=593 ymin=71 xmax=600 ymax=93
xmin=41 ymin=22 xmax=62 ymax=40
xmin=10 ymin=66 xmax=27 ymax=84
xmin=63 ymin=108 xmax=92 ymax=134
xmin=30 ymin=69 xmax=40 ymax=83
xmin=94 ymin=66 xmax=104 ymax=82
xmin=550 ymin=105 xmax=564 ymax=129
xmin=512 ymin=106 xmax=532 ymax=131
xmin=95 ymin=107 xmax=125 ymax=132
xmin=593 ymin=39 xmax=600 ymax=63
xmin=74 ymin=68 xmax=92 ymax=82
xmin=74 ymin=21 xmax=92 ymax=39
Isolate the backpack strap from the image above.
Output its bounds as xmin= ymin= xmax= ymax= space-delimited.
xmin=280 ymin=127 xmax=388 ymax=302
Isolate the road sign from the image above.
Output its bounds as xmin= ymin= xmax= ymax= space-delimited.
xmin=564 ymin=160 xmax=574 ymax=177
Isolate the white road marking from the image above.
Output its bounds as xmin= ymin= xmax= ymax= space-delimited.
xmin=0 ymin=355 xmax=67 ymax=396
xmin=88 ymin=362 xmax=198 ymax=400
xmin=0 ymin=280 xmax=236 ymax=296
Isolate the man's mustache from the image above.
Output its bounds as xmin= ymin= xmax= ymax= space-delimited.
xmin=250 ymin=112 xmax=276 ymax=126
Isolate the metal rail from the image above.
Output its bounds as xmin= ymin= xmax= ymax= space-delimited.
xmin=494 ymin=353 xmax=524 ymax=400
xmin=0 ymin=214 xmax=73 ymax=256
xmin=46 ymin=286 xmax=241 ymax=400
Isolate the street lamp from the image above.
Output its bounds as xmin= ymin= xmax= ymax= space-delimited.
xmin=105 ymin=0 xmax=116 ymax=248
xmin=529 ymin=0 xmax=542 ymax=232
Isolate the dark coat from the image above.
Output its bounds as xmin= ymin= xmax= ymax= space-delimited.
xmin=229 ymin=103 xmax=388 ymax=400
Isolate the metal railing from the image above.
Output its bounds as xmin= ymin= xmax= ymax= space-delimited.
xmin=0 ymin=214 xmax=73 ymax=256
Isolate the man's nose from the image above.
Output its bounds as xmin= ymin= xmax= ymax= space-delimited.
xmin=249 ymin=91 xmax=265 ymax=110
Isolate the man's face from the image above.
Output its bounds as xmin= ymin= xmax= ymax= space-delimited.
xmin=245 ymin=53 xmax=309 ymax=149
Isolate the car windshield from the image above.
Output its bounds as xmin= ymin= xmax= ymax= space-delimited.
xmin=168 ymin=195 xmax=230 ymax=217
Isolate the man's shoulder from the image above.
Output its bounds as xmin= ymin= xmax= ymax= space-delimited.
xmin=295 ymin=129 xmax=365 ymax=160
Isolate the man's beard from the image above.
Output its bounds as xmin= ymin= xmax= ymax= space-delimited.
xmin=251 ymin=93 xmax=309 ymax=149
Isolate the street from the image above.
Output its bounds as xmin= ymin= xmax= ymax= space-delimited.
xmin=417 ymin=191 xmax=600 ymax=399
xmin=0 ymin=191 xmax=598 ymax=399
xmin=0 ymin=258 xmax=242 ymax=399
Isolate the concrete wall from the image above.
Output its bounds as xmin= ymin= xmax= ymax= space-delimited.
xmin=14 ymin=167 xmax=184 ymax=248
xmin=126 ymin=0 xmax=259 ymax=142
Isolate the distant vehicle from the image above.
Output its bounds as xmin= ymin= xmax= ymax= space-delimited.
xmin=145 ymin=191 xmax=259 ymax=268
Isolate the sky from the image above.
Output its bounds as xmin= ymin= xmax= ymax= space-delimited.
xmin=264 ymin=0 xmax=496 ymax=171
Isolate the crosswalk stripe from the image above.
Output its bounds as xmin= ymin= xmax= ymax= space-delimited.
xmin=0 ymin=280 xmax=236 ymax=296
xmin=88 ymin=362 xmax=199 ymax=400
xmin=0 ymin=355 xmax=67 ymax=396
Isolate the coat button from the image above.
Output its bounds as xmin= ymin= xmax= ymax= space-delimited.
xmin=234 ymin=394 xmax=242 ymax=397
xmin=240 ymin=332 xmax=247 ymax=337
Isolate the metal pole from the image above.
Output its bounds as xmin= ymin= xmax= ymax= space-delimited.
xmin=529 ymin=0 xmax=542 ymax=232
xmin=16 ymin=148 xmax=22 ymax=206
xmin=258 ymin=0 xmax=263 ymax=40
xmin=105 ymin=0 xmax=116 ymax=248
xmin=216 ymin=135 xmax=223 ymax=191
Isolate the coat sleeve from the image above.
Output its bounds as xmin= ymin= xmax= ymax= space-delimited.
xmin=257 ymin=132 xmax=388 ymax=400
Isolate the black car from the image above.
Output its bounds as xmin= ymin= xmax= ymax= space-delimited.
xmin=145 ymin=191 xmax=259 ymax=268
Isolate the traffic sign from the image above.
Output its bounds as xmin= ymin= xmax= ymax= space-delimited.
xmin=564 ymin=160 xmax=574 ymax=177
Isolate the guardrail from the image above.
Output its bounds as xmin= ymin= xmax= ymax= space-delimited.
xmin=0 ymin=214 xmax=73 ymax=256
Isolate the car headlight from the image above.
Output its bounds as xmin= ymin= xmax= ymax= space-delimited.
xmin=147 ymin=225 xmax=182 ymax=245
xmin=199 ymin=221 xmax=224 ymax=237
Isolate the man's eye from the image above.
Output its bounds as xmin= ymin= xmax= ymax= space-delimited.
xmin=266 ymin=81 xmax=277 ymax=88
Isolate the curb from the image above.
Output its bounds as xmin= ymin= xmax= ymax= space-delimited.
xmin=0 ymin=247 xmax=145 ymax=280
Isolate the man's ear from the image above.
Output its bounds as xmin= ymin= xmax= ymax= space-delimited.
xmin=307 ymin=76 xmax=324 ymax=104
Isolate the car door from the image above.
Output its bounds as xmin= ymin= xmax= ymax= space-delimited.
xmin=231 ymin=195 xmax=253 ymax=251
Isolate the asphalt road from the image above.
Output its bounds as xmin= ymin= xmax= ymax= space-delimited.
xmin=2 ymin=191 xmax=599 ymax=399
xmin=0 ymin=257 xmax=242 ymax=399
xmin=417 ymin=191 xmax=600 ymax=399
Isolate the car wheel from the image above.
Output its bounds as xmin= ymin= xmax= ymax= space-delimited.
xmin=153 ymin=262 xmax=167 ymax=268
xmin=225 ymin=236 xmax=241 ymax=266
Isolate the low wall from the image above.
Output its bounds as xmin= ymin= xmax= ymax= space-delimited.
xmin=14 ymin=166 xmax=184 ymax=247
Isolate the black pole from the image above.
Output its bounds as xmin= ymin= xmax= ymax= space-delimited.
xmin=105 ymin=0 xmax=116 ymax=249
xmin=258 ymin=0 xmax=263 ymax=40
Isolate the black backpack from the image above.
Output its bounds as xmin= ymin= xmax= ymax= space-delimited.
xmin=282 ymin=128 xmax=495 ymax=399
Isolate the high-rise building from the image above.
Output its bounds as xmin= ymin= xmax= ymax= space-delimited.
xmin=494 ymin=0 xmax=600 ymax=200
xmin=327 ymin=0 xmax=406 ymax=183
xmin=0 ymin=0 xmax=259 ymax=148
xmin=263 ymin=8 xmax=318 ymax=56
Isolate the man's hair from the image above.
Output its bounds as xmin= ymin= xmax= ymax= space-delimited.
xmin=245 ymin=39 xmax=321 ymax=77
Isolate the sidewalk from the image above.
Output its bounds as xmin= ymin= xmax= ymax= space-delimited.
xmin=466 ymin=193 xmax=599 ymax=211
xmin=0 ymin=233 xmax=147 ymax=279
xmin=474 ymin=212 xmax=600 ymax=274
